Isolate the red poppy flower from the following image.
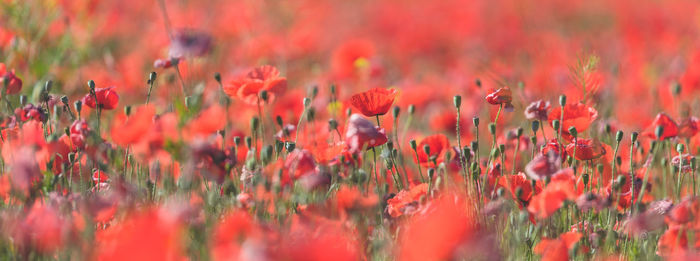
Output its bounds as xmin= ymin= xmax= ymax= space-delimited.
xmin=643 ymin=112 xmax=679 ymax=140
xmin=92 ymin=169 xmax=109 ymax=184
xmin=485 ymin=87 xmax=512 ymax=105
xmin=283 ymin=149 xmax=318 ymax=186
xmin=497 ymin=172 xmax=539 ymax=203
xmin=565 ymin=138 xmax=606 ymax=161
xmin=83 ymin=87 xmax=119 ymax=110
xmin=548 ymin=102 xmax=598 ymax=139
xmin=223 ymin=65 xmax=287 ymax=105
xmin=386 ymin=183 xmax=428 ymax=218
xmin=331 ymin=39 xmax=375 ymax=80
xmin=414 ymin=134 xmax=450 ymax=167
xmin=111 ymin=105 xmax=156 ymax=146
xmin=0 ymin=63 xmax=22 ymax=95
xmin=345 ymin=114 xmax=388 ymax=152
xmin=534 ymin=232 xmax=582 ymax=261
xmin=672 ymin=154 xmax=695 ymax=173
xmin=524 ymin=99 xmax=550 ymax=121
xmin=349 ymin=88 xmax=398 ymax=117
xmin=525 ymin=151 xmax=561 ymax=180
xmin=678 ymin=117 xmax=699 ymax=138
xmin=528 ymin=180 xmax=576 ymax=219
xmin=70 ymin=120 xmax=90 ymax=149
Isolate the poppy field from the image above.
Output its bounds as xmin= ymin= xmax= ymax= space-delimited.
xmin=3 ymin=0 xmax=700 ymax=260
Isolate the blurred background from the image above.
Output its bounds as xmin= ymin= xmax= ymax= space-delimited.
xmin=1 ymin=0 xmax=700 ymax=130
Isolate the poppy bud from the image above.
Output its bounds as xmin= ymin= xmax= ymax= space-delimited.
xmin=616 ymin=175 xmax=626 ymax=187
xmin=251 ymin=117 xmax=260 ymax=132
xmin=475 ymin=78 xmax=482 ymax=88
xmin=551 ymin=121 xmax=561 ymax=133
xmin=43 ymin=80 xmax=52 ymax=94
xmin=473 ymin=117 xmax=480 ymax=127
xmin=218 ymin=130 xmax=225 ymax=139
xmin=261 ymin=145 xmax=273 ymax=164
xmin=272 ymin=116 xmax=282 ymax=128
xmin=616 ymin=130 xmax=624 ymax=142
xmin=275 ymin=140 xmax=284 ymax=154
xmin=74 ymin=100 xmax=82 ymax=114
xmin=19 ymin=95 xmax=27 ymax=106
xmin=631 ymin=131 xmax=639 ymax=142
xmin=463 ymin=146 xmax=471 ymax=161
xmin=423 ymin=144 xmax=431 ymax=156
xmin=185 ymin=96 xmax=193 ymax=108
xmin=306 ymin=107 xmax=316 ymax=122
xmin=471 ymin=141 xmax=478 ymax=152
xmin=650 ymin=140 xmax=658 ymax=152
xmin=515 ymin=187 xmax=524 ymax=200
xmin=328 ymin=118 xmax=338 ymax=131
xmin=559 ymin=95 xmax=567 ymax=106
xmin=530 ymin=136 xmax=537 ymax=145
xmin=516 ymin=127 xmax=524 ymax=137
xmin=60 ymin=95 xmax=69 ymax=105
xmin=64 ymin=127 xmax=70 ymax=136
xmin=491 ymin=147 xmax=500 ymax=158
xmin=690 ymin=157 xmax=696 ymax=170
xmin=408 ymin=104 xmax=415 ymax=115
xmin=330 ymin=84 xmax=336 ymax=95
xmin=497 ymin=187 xmax=506 ymax=197
xmin=604 ymin=123 xmax=611 ymax=134
xmin=233 ymin=136 xmax=241 ymax=147
xmin=531 ymin=120 xmax=539 ymax=133
xmin=68 ymin=152 xmax=76 ymax=163
xmin=568 ymin=126 xmax=578 ymax=138
xmin=471 ymin=162 xmax=479 ymax=173
xmin=303 ymin=97 xmax=311 ymax=107
xmin=392 ymin=106 xmax=400 ymax=119
xmin=259 ymin=90 xmax=269 ymax=102
xmin=285 ymin=142 xmax=296 ymax=152
xmin=245 ymin=136 xmax=252 ymax=149
xmin=124 ymin=105 xmax=132 ymax=116
xmin=311 ymin=85 xmax=319 ymax=99
xmin=428 ymin=168 xmax=435 ymax=179
xmin=676 ymin=143 xmax=685 ymax=153
xmin=499 ymin=144 xmax=506 ymax=154
xmin=453 ymin=95 xmax=462 ymax=108
xmin=150 ymin=71 xmax=158 ymax=83
xmin=672 ymin=82 xmax=682 ymax=96
xmin=387 ymin=140 xmax=394 ymax=151
xmin=616 ymin=156 xmax=622 ymax=166
xmin=410 ymin=139 xmax=417 ymax=150
xmin=87 ymin=80 xmax=95 ymax=91
xmin=655 ymin=126 xmax=664 ymax=140
xmin=582 ymin=173 xmax=589 ymax=186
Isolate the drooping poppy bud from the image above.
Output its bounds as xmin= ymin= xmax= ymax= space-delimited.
xmin=349 ymin=88 xmax=398 ymax=117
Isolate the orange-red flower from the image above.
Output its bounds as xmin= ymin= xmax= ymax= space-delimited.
xmin=565 ymin=138 xmax=606 ymax=161
xmin=524 ymin=99 xmax=550 ymax=121
xmin=528 ymin=180 xmax=576 ymax=219
xmin=643 ymin=112 xmax=679 ymax=140
xmin=485 ymin=87 xmax=513 ymax=107
xmin=223 ymin=65 xmax=287 ymax=105
xmin=83 ymin=87 xmax=119 ymax=110
xmin=534 ymin=232 xmax=582 ymax=261
xmin=413 ymin=134 xmax=450 ymax=167
xmin=345 ymin=114 xmax=388 ymax=152
xmin=386 ymin=183 xmax=428 ymax=218
xmin=678 ymin=116 xmax=698 ymax=138
xmin=548 ymin=102 xmax=598 ymax=140
xmin=349 ymin=88 xmax=398 ymax=117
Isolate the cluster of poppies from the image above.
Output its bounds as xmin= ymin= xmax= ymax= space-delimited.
xmin=2 ymin=0 xmax=700 ymax=260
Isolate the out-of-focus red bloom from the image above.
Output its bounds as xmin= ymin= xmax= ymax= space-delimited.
xmin=548 ymin=102 xmax=598 ymax=140
xmin=349 ymin=87 xmax=397 ymax=117
xmin=397 ymin=193 xmax=487 ymax=261
xmin=497 ymin=172 xmax=539 ymax=204
xmin=528 ymin=180 xmax=576 ymax=219
xmin=565 ymin=138 xmax=606 ymax=161
xmin=70 ymin=119 xmax=90 ymax=149
xmin=111 ymin=105 xmax=155 ymax=146
xmin=0 ymin=63 xmax=22 ymax=95
xmin=666 ymin=198 xmax=700 ymax=226
xmin=14 ymin=104 xmax=47 ymax=122
xmin=186 ymin=105 xmax=226 ymax=139
xmin=414 ymin=134 xmax=449 ymax=167
xmin=331 ymin=39 xmax=375 ymax=80
xmin=281 ymin=217 xmax=362 ymax=261
xmin=525 ymin=151 xmax=561 ymax=180
xmin=524 ymin=99 xmax=550 ymax=121
xmin=534 ymin=232 xmax=582 ymax=261
xmin=283 ymin=149 xmax=318 ymax=186
xmin=345 ymin=114 xmax=387 ymax=153
xmin=95 ymin=209 xmax=185 ymax=260
xmin=153 ymin=59 xmax=173 ymax=69
xmin=83 ymin=87 xmax=119 ymax=110
xmin=335 ymin=185 xmax=379 ymax=212
xmin=211 ymin=210 xmax=258 ymax=260
xmin=541 ymin=138 xmax=566 ymax=158
xmin=93 ymin=169 xmax=109 ymax=184
xmin=657 ymin=226 xmax=691 ymax=258
xmin=223 ymin=65 xmax=287 ymax=105
xmin=678 ymin=116 xmax=699 ymax=138
xmin=386 ymin=183 xmax=428 ymax=218
xmin=672 ymin=154 xmax=695 ymax=173
xmin=485 ymin=87 xmax=513 ymax=107
xmin=643 ymin=112 xmax=679 ymax=140
xmin=168 ymin=29 xmax=212 ymax=58
xmin=10 ymin=202 xmax=71 ymax=253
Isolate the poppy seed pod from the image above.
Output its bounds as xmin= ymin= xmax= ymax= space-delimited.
xmin=87 ymin=80 xmax=96 ymax=90
xmin=499 ymin=144 xmax=506 ymax=154
xmin=410 ymin=139 xmax=417 ymax=150
xmin=124 ymin=105 xmax=132 ymax=116
xmin=74 ymin=100 xmax=82 ymax=114
xmin=408 ymin=104 xmax=415 ymax=115
xmin=245 ymin=136 xmax=253 ymax=149
xmin=559 ymin=95 xmax=567 ymax=106
xmin=423 ymin=144 xmax=431 ymax=156
xmin=392 ymin=106 xmax=400 ymax=119
xmin=676 ymin=143 xmax=685 ymax=153
xmin=582 ymin=173 xmax=589 ymax=186
xmin=616 ymin=130 xmax=624 ymax=142
xmin=328 ymin=119 xmax=338 ymax=131
xmin=655 ymin=125 xmax=664 ymax=140
xmin=285 ymin=142 xmax=296 ymax=152
xmin=604 ymin=123 xmax=611 ymax=134
xmin=276 ymin=115 xmax=284 ymax=127
xmin=259 ymin=90 xmax=269 ymax=102
xmin=516 ymin=127 xmax=524 ymax=137
xmin=428 ymin=168 xmax=435 ymax=179
xmin=631 ymin=132 xmax=639 ymax=142
xmin=471 ymin=141 xmax=478 ymax=152
xmin=19 ymin=95 xmax=27 ymax=106
xmin=488 ymin=123 xmax=496 ymax=135
xmin=251 ymin=117 xmax=260 ymax=132
xmin=303 ymin=97 xmax=311 ymax=107
xmin=453 ymin=95 xmax=462 ymax=108
xmin=60 ymin=95 xmax=69 ymax=105
xmin=473 ymin=117 xmax=480 ymax=127
xmin=233 ymin=136 xmax=241 ymax=146
xmin=552 ymin=120 xmax=560 ymax=131
xmin=275 ymin=140 xmax=284 ymax=154
xmin=531 ymin=120 xmax=540 ymax=133
xmin=311 ymin=85 xmax=319 ymax=99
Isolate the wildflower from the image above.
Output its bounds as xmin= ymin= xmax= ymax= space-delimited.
xmin=386 ymin=183 xmax=428 ymax=218
xmin=223 ymin=65 xmax=287 ymax=105
xmin=565 ymin=138 xmax=606 ymax=161
xmin=82 ymin=87 xmax=119 ymax=110
xmin=168 ymin=29 xmax=212 ymax=58
xmin=534 ymin=232 xmax=582 ymax=261
xmin=0 ymin=63 xmax=22 ymax=95
xmin=671 ymin=154 xmax=695 ymax=173
xmin=344 ymin=114 xmax=388 ymax=153
xmin=349 ymin=88 xmax=398 ymax=117
xmin=413 ymin=134 xmax=450 ymax=167
xmin=524 ymin=99 xmax=550 ymax=121
xmin=643 ymin=112 xmax=679 ymax=140
xmin=485 ymin=87 xmax=513 ymax=106
xmin=70 ymin=119 xmax=90 ymax=149
xmin=678 ymin=116 xmax=699 ymax=138
xmin=525 ymin=151 xmax=561 ymax=180
xmin=548 ymin=102 xmax=598 ymax=140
